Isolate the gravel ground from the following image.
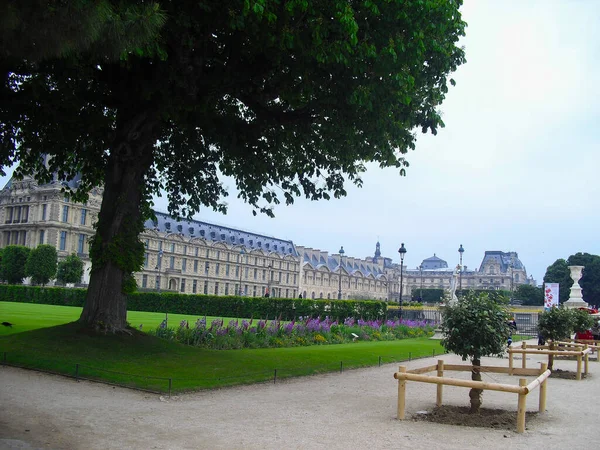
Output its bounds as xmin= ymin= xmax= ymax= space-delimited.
xmin=1 ymin=344 xmax=599 ymax=450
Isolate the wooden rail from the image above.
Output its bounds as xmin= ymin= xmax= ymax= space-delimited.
xmin=393 ymin=360 xmax=550 ymax=433
xmin=508 ymin=342 xmax=591 ymax=380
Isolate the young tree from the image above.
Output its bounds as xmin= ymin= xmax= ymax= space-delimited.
xmin=440 ymin=291 xmax=512 ymax=413
xmin=537 ymin=306 xmax=576 ymax=370
xmin=56 ymin=254 xmax=85 ymax=285
xmin=1 ymin=1 xmax=467 ymax=332
xmin=0 ymin=245 xmax=31 ymax=284
xmin=25 ymin=244 xmax=58 ymax=285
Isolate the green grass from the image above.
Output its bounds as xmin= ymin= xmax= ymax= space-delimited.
xmin=0 ymin=302 xmax=444 ymax=393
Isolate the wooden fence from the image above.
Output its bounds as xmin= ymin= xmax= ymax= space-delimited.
xmin=508 ymin=341 xmax=592 ymax=380
xmin=393 ymin=360 xmax=550 ymax=433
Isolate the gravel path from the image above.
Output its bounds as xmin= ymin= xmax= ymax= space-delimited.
xmin=1 ymin=346 xmax=599 ymax=450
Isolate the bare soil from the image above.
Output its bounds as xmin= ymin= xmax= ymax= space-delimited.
xmin=1 ymin=341 xmax=600 ymax=450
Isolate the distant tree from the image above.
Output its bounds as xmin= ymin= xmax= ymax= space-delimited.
xmin=0 ymin=245 xmax=31 ymax=284
xmin=0 ymin=247 xmax=4 ymax=281
xmin=440 ymin=292 xmax=512 ymax=413
xmin=56 ymin=254 xmax=84 ymax=285
xmin=567 ymin=253 xmax=600 ymax=307
xmin=25 ymin=244 xmax=58 ymax=285
xmin=411 ymin=288 xmax=445 ymax=303
xmin=543 ymin=259 xmax=571 ymax=304
xmin=514 ymin=284 xmax=544 ymax=306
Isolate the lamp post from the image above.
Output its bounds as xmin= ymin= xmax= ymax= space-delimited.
xmin=458 ymin=244 xmax=464 ymax=296
xmin=419 ymin=264 xmax=423 ymax=302
xmin=398 ymin=243 xmax=406 ymax=308
xmin=338 ymin=246 xmax=345 ymax=300
xmin=239 ymin=247 xmax=245 ymax=295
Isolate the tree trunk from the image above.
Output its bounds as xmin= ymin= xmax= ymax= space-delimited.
xmin=469 ymin=357 xmax=482 ymax=413
xmin=79 ymin=109 xmax=158 ymax=332
xmin=548 ymin=341 xmax=555 ymax=371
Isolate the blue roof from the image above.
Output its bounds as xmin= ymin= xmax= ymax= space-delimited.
xmin=146 ymin=211 xmax=298 ymax=257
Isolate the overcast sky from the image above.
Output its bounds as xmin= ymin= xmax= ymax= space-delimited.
xmin=2 ymin=1 xmax=598 ymax=284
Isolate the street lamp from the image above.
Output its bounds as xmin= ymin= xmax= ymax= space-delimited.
xmin=338 ymin=246 xmax=345 ymax=300
xmin=239 ymin=247 xmax=245 ymax=296
xmin=419 ymin=264 xmax=423 ymax=303
xmin=458 ymin=244 xmax=464 ymax=295
xmin=398 ymin=243 xmax=406 ymax=307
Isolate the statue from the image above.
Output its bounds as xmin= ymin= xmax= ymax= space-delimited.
xmin=446 ymin=264 xmax=461 ymax=305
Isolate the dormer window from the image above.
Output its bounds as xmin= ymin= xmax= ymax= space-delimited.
xmin=189 ymin=227 xmax=194 ymax=234
xmin=249 ymin=239 xmax=253 ymax=245
xmin=165 ymin=222 xmax=171 ymax=230
xmin=274 ymin=245 xmax=278 ymax=251
xmin=265 ymin=243 xmax=270 ymax=249
xmin=239 ymin=238 xmax=244 ymax=244
xmin=200 ymin=230 xmax=205 ymax=237
xmin=177 ymin=224 xmax=183 ymax=232
xmin=210 ymin=231 xmax=216 ymax=238
xmin=220 ymin=233 xmax=226 ymax=240
xmin=258 ymin=242 xmax=262 ymax=248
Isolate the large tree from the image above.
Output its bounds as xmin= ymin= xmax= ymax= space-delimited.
xmin=1 ymin=1 xmax=466 ymax=332
xmin=56 ymin=253 xmax=85 ymax=285
xmin=543 ymin=258 xmax=571 ymax=304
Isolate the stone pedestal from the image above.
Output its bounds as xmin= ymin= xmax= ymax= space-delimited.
xmin=564 ymin=265 xmax=588 ymax=309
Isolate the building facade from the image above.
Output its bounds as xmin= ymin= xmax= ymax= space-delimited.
xmin=0 ymin=175 xmax=535 ymax=300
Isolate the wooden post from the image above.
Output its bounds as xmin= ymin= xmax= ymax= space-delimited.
xmin=397 ymin=366 xmax=407 ymax=420
xmin=521 ymin=342 xmax=527 ymax=369
xmin=517 ymin=378 xmax=527 ymax=433
xmin=436 ymin=360 xmax=444 ymax=407
xmin=509 ymin=349 xmax=514 ymax=375
xmin=584 ymin=346 xmax=589 ymax=375
xmin=576 ymin=353 xmax=582 ymax=381
xmin=539 ymin=363 xmax=548 ymax=413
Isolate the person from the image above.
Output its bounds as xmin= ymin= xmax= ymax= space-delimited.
xmin=538 ymin=333 xmax=546 ymax=346
xmin=591 ymin=319 xmax=600 ymax=341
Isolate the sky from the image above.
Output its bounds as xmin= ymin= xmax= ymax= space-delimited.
xmin=2 ymin=0 xmax=599 ymax=284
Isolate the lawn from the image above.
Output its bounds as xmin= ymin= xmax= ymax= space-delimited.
xmin=0 ymin=302 xmax=445 ymax=393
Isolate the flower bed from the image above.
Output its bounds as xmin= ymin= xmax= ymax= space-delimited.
xmin=149 ymin=317 xmax=435 ymax=350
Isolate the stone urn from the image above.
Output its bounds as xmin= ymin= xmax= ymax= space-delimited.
xmin=564 ymin=265 xmax=588 ymax=308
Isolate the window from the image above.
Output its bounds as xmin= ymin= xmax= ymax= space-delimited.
xmin=216 ymin=251 xmax=220 ymax=260
xmin=244 ymin=285 xmax=248 ymax=295
xmin=287 ymin=262 xmax=290 ymax=270
xmin=278 ymin=272 xmax=282 ymax=282
xmin=21 ymin=206 xmax=29 ymax=223
xmin=171 ymin=243 xmax=175 ymax=252
xmin=194 ymin=260 xmax=198 ymax=273
xmin=203 ymin=281 xmax=208 ymax=294
xmin=226 ymin=264 xmax=230 ymax=276
xmin=158 ymin=241 xmax=163 ymax=252
xmin=39 ymin=230 xmax=45 ymax=245
xmin=245 ymin=267 xmax=249 ymax=279
xmin=14 ymin=206 xmax=21 ymax=222
xmin=286 ymin=273 xmax=290 ymax=284
xmin=214 ymin=282 xmax=219 ymax=295
xmin=142 ymin=275 xmax=148 ymax=288
xmin=195 ymin=247 xmax=199 ymax=257
xmin=225 ymin=283 xmax=229 ymax=295
xmin=64 ymin=195 xmax=70 ymax=202
xmin=227 ymin=253 xmax=230 ymax=262
xmin=62 ymin=205 xmax=69 ymax=222
xmin=206 ymin=249 xmax=210 ymax=258
xmin=215 ymin=263 xmax=220 ymax=275
xmin=80 ymin=209 xmax=87 ymax=225
xmin=253 ymin=268 xmax=257 ymax=280
xmin=78 ymin=234 xmax=85 ymax=254
xmin=144 ymin=253 xmax=149 ymax=268
xmin=262 ymin=269 xmax=266 ymax=280
xmin=235 ymin=266 xmax=239 ymax=277
xmin=192 ymin=280 xmax=197 ymax=293
xmin=205 ymin=262 xmax=209 ymax=274
xmin=253 ymin=286 xmax=257 ymax=297
xmin=170 ymin=256 xmax=175 ymax=269
xmin=145 ymin=239 xmax=149 ymax=248
xmin=6 ymin=207 xmax=13 ymax=223
xmin=183 ymin=245 xmax=187 ymax=255
xmin=182 ymin=258 xmax=187 ymax=272
xmin=181 ymin=279 xmax=186 ymax=292
xmin=60 ymin=231 xmax=67 ymax=250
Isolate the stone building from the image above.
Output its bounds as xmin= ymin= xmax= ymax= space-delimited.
xmin=0 ymin=173 xmax=535 ymax=300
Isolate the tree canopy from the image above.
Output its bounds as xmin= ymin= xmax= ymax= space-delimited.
xmin=1 ymin=1 xmax=467 ymax=331
xmin=514 ymin=284 xmax=543 ymax=306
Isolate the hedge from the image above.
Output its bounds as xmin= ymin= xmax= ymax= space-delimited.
xmin=0 ymin=285 xmax=387 ymax=321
